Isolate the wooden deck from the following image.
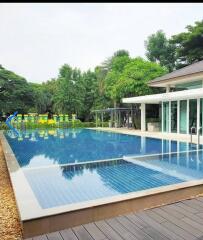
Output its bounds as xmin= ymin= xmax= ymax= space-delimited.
xmin=25 ymin=196 xmax=203 ymax=240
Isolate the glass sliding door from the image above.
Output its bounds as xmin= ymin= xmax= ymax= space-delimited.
xmin=189 ymin=99 xmax=197 ymax=133
xmin=179 ymin=100 xmax=187 ymax=134
xmin=163 ymin=102 xmax=169 ymax=132
xmin=171 ymin=101 xmax=177 ymax=133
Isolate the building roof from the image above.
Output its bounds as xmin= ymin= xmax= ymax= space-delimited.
xmin=122 ymin=87 xmax=203 ymax=104
xmin=150 ymin=60 xmax=203 ymax=85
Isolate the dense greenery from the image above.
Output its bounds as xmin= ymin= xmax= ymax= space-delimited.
xmin=1 ymin=20 xmax=202 ymax=121
xmin=145 ymin=20 xmax=203 ymax=71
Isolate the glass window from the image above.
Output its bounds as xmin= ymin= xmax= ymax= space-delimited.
xmin=179 ymin=100 xmax=187 ymax=134
xmin=175 ymin=80 xmax=202 ymax=90
xmin=189 ymin=99 xmax=197 ymax=133
xmin=171 ymin=101 xmax=177 ymax=133
xmin=163 ymin=102 xmax=169 ymax=132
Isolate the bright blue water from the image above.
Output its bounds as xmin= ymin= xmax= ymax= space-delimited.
xmin=5 ymin=128 xmax=198 ymax=168
xmin=23 ymin=160 xmax=183 ymax=209
xmin=5 ymin=128 xmax=203 ymax=209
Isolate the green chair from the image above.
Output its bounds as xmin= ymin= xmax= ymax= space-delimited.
xmin=59 ymin=114 xmax=64 ymax=123
xmin=65 ymin=114 xmax=69 ymax=122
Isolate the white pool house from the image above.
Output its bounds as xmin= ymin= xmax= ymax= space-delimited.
xmin=123 ymin=60 xmax=203 ymax=136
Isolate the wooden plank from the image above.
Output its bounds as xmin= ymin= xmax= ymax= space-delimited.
xmin=125 ymin=213 xmax=149 ymax=229
xmin=161 ymin=205 xmax=185 ymax=219
xmin=165 ymin=203 xmax=203 ymax=223
xmin=162 ymin=221 xmax=196 ymax=240
xmin=141 ymin=227 xmax=169 ymax=240
xmin=106 ymin=218 xmax=137 ymax=240
xmin=33 ymin=236 xmax=48 ymax=240
xmin=181 ymin=199 xmax=203 ymax=212
xmin=131 ymin=211 xmax=183 ymax=240
xmin=182 ymin=217 xmax=203 ymax=233
xmin=46 ymin=232 xmax=63 ymax=240
xmin=144 ymin=210 xmax=166 ymax=223
xmin=191 ymin=198 xmax=203 ymax=207
xmin=151 ymin=208 xmax=177 ymax=223
xmin=152 ymin=207 xmax=203 ymax=238
xmin=136 ymin=212 xmax=170 ymax=240
xmin=196 ymin=196 xmax=203 ymax=203
xmin=60 ymin=229 xmax=78 ymax=240
xmin=83 ymin=223 xmax=107 ymax=240
xmin=95 ymin=220 xmax=124 ymax=240
xmin=175 ymin=202 xmax=199 ymax=214
xmin=116 ymin=215 xmax=154 ymax=240
xmin=72 ymin=225 xmax=94 ymax=240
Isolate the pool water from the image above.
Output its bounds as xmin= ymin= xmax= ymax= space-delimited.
xmin=5 ymin=128 xmax=203 ymax=209
xmin=5 ymin=128 xmax=197 ymax=168
xmin=23 ymin=160 xmax=183 ymax=209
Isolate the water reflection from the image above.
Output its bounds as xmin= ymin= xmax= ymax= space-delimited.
xmin=5 ymin=128 xmax=202 ymax=169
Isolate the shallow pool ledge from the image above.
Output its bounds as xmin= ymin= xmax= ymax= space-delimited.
xmin=1 ymin=131 xmax=203 ymax=238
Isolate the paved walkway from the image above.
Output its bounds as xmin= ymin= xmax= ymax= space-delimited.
xmin=26 ymin=196 xmax=203 ymax=240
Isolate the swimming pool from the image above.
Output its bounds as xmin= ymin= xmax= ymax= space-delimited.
xmin=3 ymin=128 xmax=203 ymax=237
xmin=5 ymin=128 xmax=198 ymax=168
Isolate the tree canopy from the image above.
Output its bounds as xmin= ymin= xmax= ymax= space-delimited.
xmin=1 ymin=19 xmax=202 ymax=120
xmin=145 ymin=20 xmax=203 ymax=71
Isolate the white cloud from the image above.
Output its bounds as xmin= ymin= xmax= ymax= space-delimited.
xmin=0 ymin=3 xmax=203 ymax=83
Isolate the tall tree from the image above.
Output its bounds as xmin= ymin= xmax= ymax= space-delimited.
xmin=104 ymin=50 xmax=131 ymax=107
xmin=0 ymin=65 xmax=34 ymax=113
xmin=114 ymin=57 xmax=167 ymax=99
xmin=53 ymin=64 xmax=85 ymax=116
xmin=170 ymin=20 xmax=203 ymax=68
xmin=145 ymin=30 xmax=176 ymax=72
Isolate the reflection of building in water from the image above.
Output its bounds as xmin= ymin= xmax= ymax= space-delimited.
xmin=18 ymin=132 xmax=23 ymax=141
xmin=30 ymin=132 xmax=36 ymax=141
xmin=24 ymin=131 xmax=30 ymax=138
xmin=44 ymin=130 xmax=49 ymax=140
xmin=59 ymin=129 xmax=64 ymax=139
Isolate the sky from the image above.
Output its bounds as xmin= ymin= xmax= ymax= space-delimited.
xmin=0 ymin=3 xmax=203 ymax=83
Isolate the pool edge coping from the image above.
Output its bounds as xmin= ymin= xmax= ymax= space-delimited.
xmin=1 ymin=129 xmax=203 ymax=222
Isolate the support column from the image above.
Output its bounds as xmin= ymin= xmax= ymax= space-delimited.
xmin=197 ymin=98 xmax=200 ymax=133
xmin=169 ymin=101 xmax=171 ymax=133
xmin=187 ymin=99 xmax=189 ymax=134
xmin=166 ymin=85 xmax=170 ymax=93
xmin=141 ymin=103 xmax=146 ymax=131
xmin=161 ymin=102 xmax=164 ymax=132
xmin=177 ymin=100 xmax=180 ymax=134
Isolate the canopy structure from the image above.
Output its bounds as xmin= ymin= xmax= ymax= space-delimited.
xmin=122 ymin=88 xmax=203 ymax=104
xmin=92 ymin=107 xmax=135 ymax=128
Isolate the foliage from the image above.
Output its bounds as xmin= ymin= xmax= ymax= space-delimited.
xmin=53 ymin=64 xmax=85 ymax=116
xmin=170 ymin=20 xmax=203 ymax=68
xmin=104 ymin=53 xmax=131 ymax=106
xmin=145 ymin=30 xmax=176 ymax=72
xmin=0 ymin=65 xmax=34 ymax=113
xmin=114 ymin=58 xmax=167 ymax=99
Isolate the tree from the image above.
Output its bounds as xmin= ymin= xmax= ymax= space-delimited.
xmin=170 ymin=20 xmax=203 ymax=68
xmin=104 ymin=51 xmax=131 ymax=106
xmin=80 ymin=70 xmax=98 ymax=121
xmin=145 ymin=30 xmax=176 ymax=72
xmin=30 ymin=79 xmax=57 ymax=113
xmin=114 ymin=58 xmax=167 ymax=99
xmin=0 ymin=66 xmax=34 ymax=113
xmin=53 ymin=64 xmax=85 ymax=116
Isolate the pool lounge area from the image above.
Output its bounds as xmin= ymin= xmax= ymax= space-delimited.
xmin=2 ymin=128 xmax=203 ymax=238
